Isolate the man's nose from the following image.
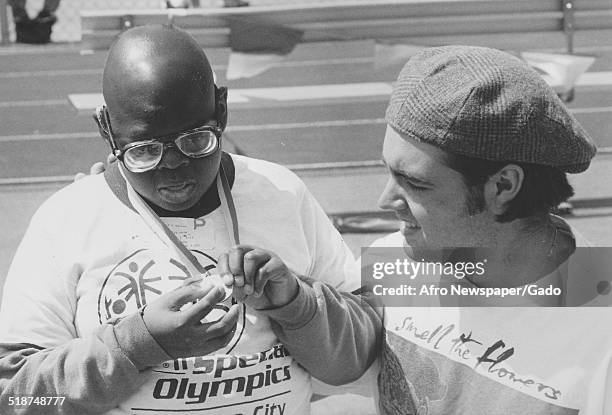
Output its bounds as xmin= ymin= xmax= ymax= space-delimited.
xmin=378 ymin=177 xmax=408 ymax=211
xmin=158 ymin=145 xmax=189 ymax=170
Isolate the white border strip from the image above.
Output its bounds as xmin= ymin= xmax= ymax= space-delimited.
xmin=65 ymin=83 xmax=394 ymax=111
xmin=0 ymin=69 xmax=102 ymax=79
xmin=0 ymin=132 xmax=99 ymax=143
xmin=569 ymin=106 xmax=612 ymax=114
xmin=0 ymin=57 xmax=376 ymax=79
xmin=0 ymin=99 xmax=67 ymax=108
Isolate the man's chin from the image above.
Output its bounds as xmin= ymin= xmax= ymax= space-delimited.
xmin=401 ymin=236 xmax=453 ymax=263
xmin=400 ymin=225 xmax=423 ymax=253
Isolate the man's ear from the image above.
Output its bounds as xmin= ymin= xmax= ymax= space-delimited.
xmin=483 ymin=164 xmax=524 ymax=215
xmin=215 ymin=86 xmax=228 ymax=131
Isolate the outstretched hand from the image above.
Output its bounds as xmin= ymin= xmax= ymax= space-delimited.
xmin=218 ymin=245 xmax=299 ymax=310
xmin=142 ymin=282 xmax=240 ymax=359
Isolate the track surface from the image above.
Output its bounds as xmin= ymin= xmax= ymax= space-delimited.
xmin=1 ymin=39 xmax=612 ymax=180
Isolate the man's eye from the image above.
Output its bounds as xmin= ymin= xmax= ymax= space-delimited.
xmin=398 ymin=175 xmax=427 ymax=192
xmin=132 ymin=145 xmax=161 ymax=157
xmin=131 ymin=147 xmax=148 ymax=156
xmin=405 ymin=181 xmax=427 ymax=192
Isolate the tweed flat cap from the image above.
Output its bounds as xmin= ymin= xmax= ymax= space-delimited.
xmin=385 ymin=45 xmax=597 ymax=173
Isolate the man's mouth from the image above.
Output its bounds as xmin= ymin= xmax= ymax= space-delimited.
xmin=398 ymin=216 xmax=421 ymax=235
xmin=160 ymin=182 xmax=192 ymax=191
xmin=157 ymin=181 xmax=196 ymax=201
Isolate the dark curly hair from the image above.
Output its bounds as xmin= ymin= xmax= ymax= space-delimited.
xmin=442 ymin=153 xmax=574 ymax=223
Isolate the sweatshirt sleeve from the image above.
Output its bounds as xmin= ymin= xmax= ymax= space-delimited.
xmin=0 ymin=312 xmax=170 ymax=415
xmin=253 ymin=173 xmax=382 ymax=386
xmin=260 ymin=277 xmax=382 ymax=386
xmin=0 ymin=197 xmax=171 ymax=414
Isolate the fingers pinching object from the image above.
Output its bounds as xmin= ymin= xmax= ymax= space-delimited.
xmin=185 ymin=273 xmax=234 ymax=323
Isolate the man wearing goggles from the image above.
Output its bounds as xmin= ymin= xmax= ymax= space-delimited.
xmin=102 ymin=115 xmax=222 ymax=174
xmin=93 ymin=37 xmax=231 ymax=214
xmin=0 ymin=25 xmax=379 ymax=415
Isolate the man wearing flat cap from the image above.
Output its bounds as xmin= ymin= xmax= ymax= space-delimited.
xmin=0 ymin=25 xmax=380 ymax=414
xmin=371 ymin=46 xmax=612 ymax=414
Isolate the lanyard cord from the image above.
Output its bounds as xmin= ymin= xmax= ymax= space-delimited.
xmin=120 ymin=162 xmax=240 ymax=284
xmin=218 ymin=161 xmax=240 ymax=246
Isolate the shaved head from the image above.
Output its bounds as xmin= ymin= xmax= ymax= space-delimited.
xmin=101 ymin=25 xmax=225 ymax=212
xmin=103 ymin=25 xmax=216 ymax=141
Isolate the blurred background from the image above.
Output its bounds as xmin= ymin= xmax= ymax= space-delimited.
xmin=1 ymin=3 xmax=611 ymax=411
xmin=5 ymin=0 xmax=389 ymax=43
xmin=2 ymin=0 xmax=611 ymax=279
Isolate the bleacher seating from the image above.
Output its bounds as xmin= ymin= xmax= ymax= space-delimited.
xmin=81 ymin=0 xmax=612 ymax=53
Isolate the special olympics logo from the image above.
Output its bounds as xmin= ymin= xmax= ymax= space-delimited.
xmin=97 ymin=249 xmax=218 ymax=324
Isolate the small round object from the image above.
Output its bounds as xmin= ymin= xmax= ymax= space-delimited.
xmin=197 ymin=273 xmax=233 ymax=323
xmin=206 ymin=273 xmax=234 ymax=302
xmin=596 ymin=280 xmax=611 ymax=296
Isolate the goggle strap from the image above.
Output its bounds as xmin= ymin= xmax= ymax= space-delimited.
xmin=118 ymin=157 xmax=241 ymax=285
xmin=96 ymin=105 xmax=121 ymax=156
xmin=219 ymin=161 xmax=240 ymax=245
xmin=215 ymin=85 xmax=228 ymax=131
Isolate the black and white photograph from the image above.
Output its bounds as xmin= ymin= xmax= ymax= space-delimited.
xmin=0 ymin=0 xmax=611 ymax=414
